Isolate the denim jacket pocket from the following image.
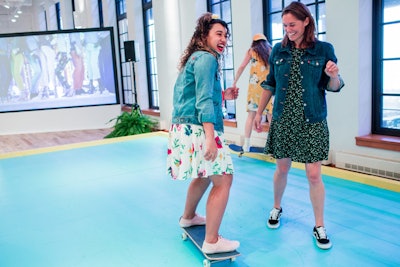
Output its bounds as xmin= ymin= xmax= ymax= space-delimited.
xmin=304 ymin=58 xmax=325 ymax=82
xmin=274 ymin=57 xmax=290 ymax=78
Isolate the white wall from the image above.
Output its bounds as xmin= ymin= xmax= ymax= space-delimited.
xmin=0 ymin=105 xmax=119 ymax=134
xmin=325 ymin=0 xmax=398 ymax=163
xmin=153 ymin=0 xmax=399 ymax=170
xmin=0 ymin=0 xmax=398 ymax=171
xmin=0 ymin=0 xmax=121 ymax=135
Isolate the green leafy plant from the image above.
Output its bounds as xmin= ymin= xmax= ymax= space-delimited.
xmin=105 ymin=108 xmax=158 ymax=138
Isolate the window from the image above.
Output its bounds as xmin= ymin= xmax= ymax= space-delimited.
xmin=115 ymin=0 xmax=136 ymax=106
xmin=208 ymin=0 xmax=235 ymax=119
xmin=372 ymin=0 xmax=400 ymax=136
xmin=264 ymin=0 xmax=326 ymax=46
xmin=143 ymin=0 xmax=159 ymax=109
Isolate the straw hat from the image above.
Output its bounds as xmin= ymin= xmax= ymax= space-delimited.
xmin=253 ymin=33 xmax=267 ymax=41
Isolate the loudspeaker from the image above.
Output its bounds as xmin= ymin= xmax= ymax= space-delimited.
xmin=124 ymin=41 xmax=137 ymax=62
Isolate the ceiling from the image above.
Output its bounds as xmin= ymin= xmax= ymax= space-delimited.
xmin=0 ymin=0 xmax=33 ymax=24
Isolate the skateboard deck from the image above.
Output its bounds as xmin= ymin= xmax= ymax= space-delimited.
xmin=228 ymin=144 xmax=265 ymax=157
xmin=181 ymin=225 xmax=240 ymax=267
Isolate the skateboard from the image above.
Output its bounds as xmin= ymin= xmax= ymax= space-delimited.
xmin=181 ymin=225 xmax=240 ymax=267
xmin=228 ymin=144 xmax=265 ymax=157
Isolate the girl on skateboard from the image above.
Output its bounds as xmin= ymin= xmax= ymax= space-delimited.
xmin=167 ymin=12 xmax=240 ymax=254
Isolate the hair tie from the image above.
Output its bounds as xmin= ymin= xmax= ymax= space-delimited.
xmin=211 ymin=14 xmax=219 ymax=20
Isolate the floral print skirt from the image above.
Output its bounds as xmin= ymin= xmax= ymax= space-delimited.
xmin=166 ymin=124 xmax=234 ymax=180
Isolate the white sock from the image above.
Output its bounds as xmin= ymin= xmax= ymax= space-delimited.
xmin=243 ymin=138 xmax=250 ymax=151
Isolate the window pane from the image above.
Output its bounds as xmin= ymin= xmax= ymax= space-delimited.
xmin=383 ymin=24 xmax=400 ymax=58
xmin=270 ymin=1 xmax=282 ymax=12
xmin=308 ymin=5 xmax=317 ymax=25
xmin=317 ymin=33 xmax=326 ymax=41
xmin=284 ymin=0 xmax=293 ymax=7
xmin=383 ymin=60 xmax=400 ymax=94
xmin=224 ymin=69 xmax=234 ymax=86
xmin=382 ymin=96 xmax=400 ymax=129
xmin=302 ymin=0 xmax=316 ymax=4
xmin=318 ymin=3 xmax=326 ymax=33
xmin=224 ymin=46 xmax=233 ymax=68
xmin=225 ymin=100 xmax=235 ymax=118
xmin=211 ymin=6 xmax=221 ymax=17
xmin=383 ymin=0 xmax=400 ymax=22
xmin=221 ymin=1 xmax=231 ymax=21
xmin=271 ymin=13 xmax=284 ymax=40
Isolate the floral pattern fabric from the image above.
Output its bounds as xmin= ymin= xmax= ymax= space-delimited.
xmin=166 ymin=124 xmax=234 ymax=180
xmin=265 ymin=47 xmax=329 ymax=163
xmin=247 ymin=50 xmax=273 ymax=114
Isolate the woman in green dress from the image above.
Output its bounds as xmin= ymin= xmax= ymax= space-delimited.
xmin=254 ymin=2 xmax=344 ymax=250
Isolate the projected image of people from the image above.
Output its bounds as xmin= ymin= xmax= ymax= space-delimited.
xmin=0 ymin=28 xmax=118 ymax=113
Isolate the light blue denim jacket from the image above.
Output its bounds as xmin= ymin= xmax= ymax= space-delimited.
xmin=261 ymin=40 xmax=345 ymax=123
xmin=171 ymin=51 xmax=224 ymax=132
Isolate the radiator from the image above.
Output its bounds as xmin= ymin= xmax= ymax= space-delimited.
xmin=335 ymin=151 xmax=400 ymax=181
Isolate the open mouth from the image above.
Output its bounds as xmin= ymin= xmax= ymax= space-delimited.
xmin=216 ymin=44 xmax=225 ymax=52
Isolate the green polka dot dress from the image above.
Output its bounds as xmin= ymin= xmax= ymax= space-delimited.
xmin=265 ymin=47 xmax=329 ymax=163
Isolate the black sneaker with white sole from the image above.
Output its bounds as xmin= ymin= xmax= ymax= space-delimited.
xmin=267 ymin=207 xmax=282 ymax=229
xmin=313 ymin=226 xmax=332 ymax=249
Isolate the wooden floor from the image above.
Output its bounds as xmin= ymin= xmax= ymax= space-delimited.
xmin=0 ymin=128 xmax=113 ymax=154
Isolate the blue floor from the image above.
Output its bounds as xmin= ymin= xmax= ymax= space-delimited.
xmin=0 ymin=132 xmax=399 ymax=267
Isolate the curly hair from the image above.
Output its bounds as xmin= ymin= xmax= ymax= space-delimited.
xmin=178 ymin=13 xmax=230 ymax=71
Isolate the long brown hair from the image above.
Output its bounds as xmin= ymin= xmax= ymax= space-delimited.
xmin=252 ymin=39 xmax=272 ymax=66
xmin=178 ymin=13 xmax=230 ymax=71
xmin=281 ymin=2 xmax=316 ymax=48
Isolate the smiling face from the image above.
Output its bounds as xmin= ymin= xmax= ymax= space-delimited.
xmin=282 ymin=13 xmax=309 ymax=48
xmin=206 ymin=23 xmax=227 ymax=54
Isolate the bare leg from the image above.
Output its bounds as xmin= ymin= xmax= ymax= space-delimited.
xmin=273 ymin=158 xmax=291 ymax=209
xmin=243 ymin=111 xmax=256 ymax=151
xmin=182 ymin=178 xmax=211 ymax=220
xmin=204 ymin=174 xmax=233 ymax=243
xmin=266 ymin=113 xmax=272 ymax=126
xmin=305 ymin=161 xmax=325 ymax=227
xmin=244 ymin=111 xmax=256 ymax=139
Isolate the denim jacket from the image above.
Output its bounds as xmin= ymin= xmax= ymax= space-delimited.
xmin=261 ymin=40 xmax=345 ymax=123
xmin=171 ymin=51 xmax=224 ymax=132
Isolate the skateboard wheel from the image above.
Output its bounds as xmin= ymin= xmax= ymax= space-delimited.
xmin=231 ymin=257 xmax=236 ymax=262
xmin=203 ymin=259 xmax=211 ymax=267
xmin=181 ymin=232 xmax=188 ymax=241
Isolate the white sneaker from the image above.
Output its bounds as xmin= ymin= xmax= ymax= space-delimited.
xmin=242 ymin=144 xmax=250 ymax=152
xmin=179 ymin=214 xmax=206 ymax=227
xmin=202 ymin=236 xmax=240 ymax=254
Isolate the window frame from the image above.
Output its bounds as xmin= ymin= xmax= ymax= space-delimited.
xmin=263 ymin=0 xmax=326 ymax=46
xmin=207 ymin=0 xmax=236 ymax=119
xmin=142 ymin=0 xmax=159 ymax=110
xmin=115 ymin=0 xmax=136 ymax=106
xmin=372 ymin=0 xmax=400 ymax=137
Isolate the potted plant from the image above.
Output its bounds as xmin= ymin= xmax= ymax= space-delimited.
xmin=104 ymin=106 xmax=158 ymax=138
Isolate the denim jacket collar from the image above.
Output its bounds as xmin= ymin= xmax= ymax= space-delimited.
xmin=281 ymin=41 xmax=319 ymax=56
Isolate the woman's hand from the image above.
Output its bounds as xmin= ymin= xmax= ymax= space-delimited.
xmin=325 ymin=60 xmax=339 ymax=78
xmin=254 ymin=113 xmax=263 ymax=133
xmin=224 ymin=87 xmax=239 ymax=100
xmin=203 ymin=123 xmax=218 ymax=162
xmin=325 ymin=60 xmax=342 ymax=91
xmin=204 ymin=137 xmax=218 ymax=162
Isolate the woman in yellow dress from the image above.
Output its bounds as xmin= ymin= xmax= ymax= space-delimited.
xmin=232 ymin=33 xmax=272 ymax=152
